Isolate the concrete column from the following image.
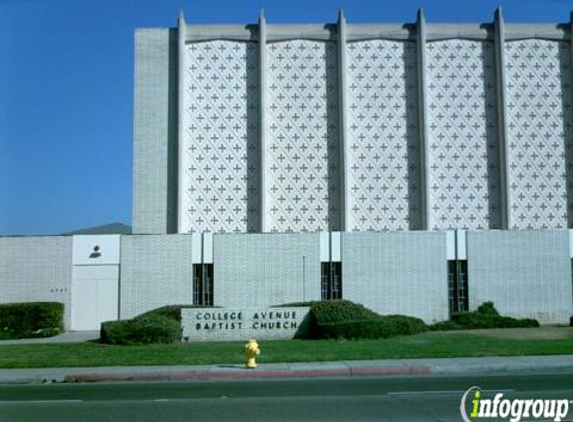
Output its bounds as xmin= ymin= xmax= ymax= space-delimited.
xmin=570 ymin=12 xmax=573 ymax=229
xmin=177 ymin=11 xmax=187 ymax=233
xmin=416 ymin=8 xmax=431 ymax=230
xmin=259 ymin=10 xmax=268 ymax=233
xmin=337 ymin=9 xmax=349 ymax=232
xmin=494 ymin=7 xmax=511 ymax=229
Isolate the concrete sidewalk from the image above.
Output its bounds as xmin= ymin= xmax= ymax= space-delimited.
xmin=1 ymin=355 xmax=572 ymax=384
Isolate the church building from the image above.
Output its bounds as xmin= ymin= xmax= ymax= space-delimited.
xmin=1 ymin=10 xmax=572 ymax=332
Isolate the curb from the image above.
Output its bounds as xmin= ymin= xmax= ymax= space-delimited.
xmin=63 ymin=365 xmax=431 ymax=383
xmin=2 ymin=356 xmax=573 ymax=384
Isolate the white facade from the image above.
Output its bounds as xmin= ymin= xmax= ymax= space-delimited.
xmin=130 ymin=11 xmax=573 ymax=236
xmin=1 ymin=230 xmax=572 ymax=329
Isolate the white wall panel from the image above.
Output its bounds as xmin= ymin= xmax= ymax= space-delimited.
xmin=0 ymin=237 xmax=73 ymax=327
xmin=426 ymin=40 xmax=501 ymax=230
xmin=468 ymin=230 xmax=572 ymax=323
xmin=120 ymin=235 xmax=194 ymax=319
xmin=345 ymin=40 xmax=422 ymax=231
xmin=265 ymin=40 xmax=341 ymax=233
xmin=214 ymin=233 xmax=321 ymax=308
xmin=505 ymin=40 xmax=573 ymax=229
xmin=342 ymin=232 xmax=449 ymax=323
xmin=180 ymin=41 xmax=260 ymax=234
xmin=133 ymin=29 xmax=178 ymax=234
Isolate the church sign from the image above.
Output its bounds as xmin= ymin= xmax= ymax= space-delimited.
xmin=181 ymin=307 xmax=310 ymax=341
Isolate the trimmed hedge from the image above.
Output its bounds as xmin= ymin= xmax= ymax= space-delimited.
xmin=431 ymin=302 xmax=540 ymax=330
xmin=287 ymin=300 xmax=539 ymax=339
xmin=428 ymin=320 xmax=460 ymax=331
xmin=0 ymin=302 xmax=64 ymax=339
xmin=320 ymin=315 xmax=428 ymax=340
xmin=307 ymin=300 xmax=381 ymax=325
xmin=384 ymin=314 xmax=427 ymax=335
xmin=100 ymin=304 xmax=220 ymax=345
xmin=285 ymin=300 xmax=427 ymax=340
xmin=137 ymin=305 xmax=186 ymax=323
xmin=128 ymin=316 xmax=181 ymax=344
xmin=476 ymin=301 xmax=499 ymax=316
xmin=137 ymin=304 xmax=220 ymax=323
xmin=100 ymin=315 xmax=180 ymax=345
xmin=452 ymin=311 xmax=539 ymax=329
xmin=320 ymin=319 xmax=401 ymax=340
xmin=100 ymin=319 xmax=131 ymax=344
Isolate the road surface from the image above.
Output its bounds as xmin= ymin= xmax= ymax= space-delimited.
xmin=1 ymin=372 xmax=572 ymax=421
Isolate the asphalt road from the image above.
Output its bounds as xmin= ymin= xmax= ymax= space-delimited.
xmin=0 ymin=372 xmax=572 ymax=422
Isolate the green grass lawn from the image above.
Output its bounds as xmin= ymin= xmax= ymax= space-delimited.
xmin=0 ymin=328 xmax=572 ymax=369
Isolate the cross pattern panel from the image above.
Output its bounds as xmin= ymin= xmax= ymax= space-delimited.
xmin=180 ymin=41 xmax=260 ymax=234
xmin=426 ymin=40 xmax=501 ymax=230
xmin=266 ymin=40 xmax=341 ymax=232
xmin=345 ymin=40 xmax=422 ymax=231
xmin=505 ymin=40 xmax=573 ymax=229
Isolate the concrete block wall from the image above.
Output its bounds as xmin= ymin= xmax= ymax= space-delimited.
xmin=132 ymin=28 xmax=179 ymax=235
xmin=214 ymin=233 xmax=321 ymax=308
xmin=0 ymin=237 xmax=73 ymax=327
xmin=119 ymin=235 xmax=194 ymax=319
xmin=1 ymin=231 xmax=571 ymax=329
xmin=467 ymin=230 xmax=573 ymax=324
xmin=342 ymin=232 xmax=449 ymax=323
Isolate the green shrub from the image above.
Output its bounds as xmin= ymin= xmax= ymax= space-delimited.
xmin=101 ymin=304 xmax=219 ymax=345
xmin=286 ymin=300 xmax=383 ymax=339
xmin=292 ymin=312 xmax=313 ymax=340
xmin=128 ymin=315 xmax=181 ymax=344
xmin=511 ymin=318 xmax=540 ymax=328
xmin=319 ymin=315 xmax=427 ymax=340
xmin=100 ymin=315 xmax=181 ymax=345
xmin=137 ymin=305 xmax=186 ymax=323
xmin=452 ymin=311 xmax=495 ymax=328
xmin=100 ymin=319 xmax=132 ymax=345
xmin=309 ymin=300 xmax=381 ymax=325
xmin=286 ymin=300 xmax=427 ymax=340
xmin=0 ymin=302 xmax=64 ymax=339
xmin=384 ymin=315 xmax=427 ymax=335
xmin=137 ymin=304 xmax=222 ymax=323
xmin=320 ymin=319 xmax=401 ymax=340
xmin=430 ymin=303 xmax=539 ymax=332
xmin=477 ymin=301 xmax=499 ymax=316
xmin=452 ymin=309 xmax=539 ymax=329
xmin=570 ymin=316 xmax=573 ymax=327
xmin=429 ymin=320 xmax=460 ymax=331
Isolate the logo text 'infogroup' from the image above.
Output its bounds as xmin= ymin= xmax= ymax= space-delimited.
xmin=461 ymin=386 xmax=570 ymax=422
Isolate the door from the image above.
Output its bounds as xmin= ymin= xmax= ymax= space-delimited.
xmin=71 ymin=265 xmax=119 ymax=331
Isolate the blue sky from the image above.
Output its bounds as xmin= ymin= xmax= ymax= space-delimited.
xmin=0 ymin=0 xmax=571 ymax=235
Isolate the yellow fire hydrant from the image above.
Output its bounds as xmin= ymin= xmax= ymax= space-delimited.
xmin=243 ymin=339 xmax=260 ymax=369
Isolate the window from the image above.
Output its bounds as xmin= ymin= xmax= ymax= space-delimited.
xmin=321 ymin=262 xmax=342 ymax=300
xmin=193 ymin=264 xmax=213 ymax=306
xmin=448 ymin=260 xmax=468 ymax=315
